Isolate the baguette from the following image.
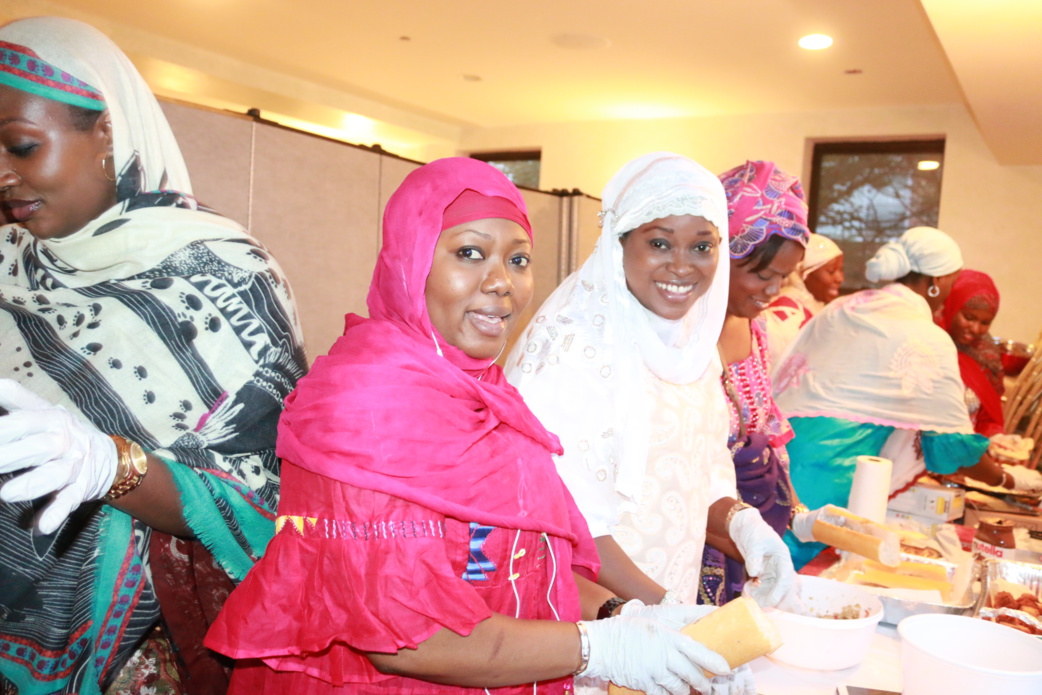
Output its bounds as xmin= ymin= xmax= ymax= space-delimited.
xmin=811 ymin=505 xmax=901 ymax=567
xmin=854 ymin=567 xmax=953 ymax=602
xmin=607 ymin=596 xmax=781 ymax=695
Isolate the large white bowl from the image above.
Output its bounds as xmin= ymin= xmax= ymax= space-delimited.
xmin=899 ymin=613 xmax=1042 ymax=695
xmin=766 ymin=575 xmax=884 ymax=670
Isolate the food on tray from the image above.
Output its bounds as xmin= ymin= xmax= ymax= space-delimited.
xmin=607 ymin=596 xmax=781 ymax=694
xmin=989 ymin=434 xmax=1035 ymax=464
xmin=810 ymin=505 xmax=901 ymax=567
xmin=982 ymin=581 xmax=1042 ymax=635
xmin=899 ymin=538 xmax=943 ymax=559
xmin=863 ymin=558 xmax=949 ymax=583
xmin=854 ymin=566 xmax=954 ymax=602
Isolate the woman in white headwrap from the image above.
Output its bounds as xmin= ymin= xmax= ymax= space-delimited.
xmin=764 ymin=233 xmax=844 ymax=365
xmin=775 ymin=227 xmax=1042 ymax=568
xmin=507 ymin=152 xmax=794 ymax=694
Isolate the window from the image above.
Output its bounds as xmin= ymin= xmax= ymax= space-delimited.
xmin=470 ymin=151 xmax=541 ymax=189
xmin=808 ymin=140 xmax=945 ymax=290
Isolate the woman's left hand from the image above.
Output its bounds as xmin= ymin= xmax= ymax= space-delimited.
xmin=728 ymin=507 xmax=795 ymax=608
xmin=0 ymin=379 xmax=118 ymax=534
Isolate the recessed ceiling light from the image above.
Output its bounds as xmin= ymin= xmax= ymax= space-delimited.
xmin=799 ymin=34 xmax=833 ymax=50
xmin=917 ymin=160 xmax=941 ymax=171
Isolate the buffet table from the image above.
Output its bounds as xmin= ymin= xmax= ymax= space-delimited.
xmin=750 ymin=623 xmax=901 ymax=695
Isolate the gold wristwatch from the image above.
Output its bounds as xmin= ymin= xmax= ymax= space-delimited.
xmin=105 ymin=435 xmax=148 ymax=501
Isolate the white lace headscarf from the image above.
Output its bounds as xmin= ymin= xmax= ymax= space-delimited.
xmin=506 ymin=152 xmax=729 ymax=519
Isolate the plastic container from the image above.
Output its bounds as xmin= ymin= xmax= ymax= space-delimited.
xmin=765 ymin=575 xmax=883 ymax=670
xmin=899 ymin=613 xmax=1042 ymax=694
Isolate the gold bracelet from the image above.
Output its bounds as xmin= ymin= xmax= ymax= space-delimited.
xmin=105 ymin=436 xmax=149 ymax=501
xmin=725 ymin=501 xmax=752 ymax=530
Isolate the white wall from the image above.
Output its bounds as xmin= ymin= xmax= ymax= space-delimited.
xmin=460 ymin=103 xmax=1042 ymax=344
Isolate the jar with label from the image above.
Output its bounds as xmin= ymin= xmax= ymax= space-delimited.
xmin=972 ymin=517 xmax=1017 ymax=562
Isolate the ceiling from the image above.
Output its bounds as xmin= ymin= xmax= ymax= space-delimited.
xmin=7 ymin=0 xmax=1042 ymax=164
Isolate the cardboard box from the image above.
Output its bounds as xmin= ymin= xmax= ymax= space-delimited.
xmin=887 ymin=480 xmax=965 ymax=522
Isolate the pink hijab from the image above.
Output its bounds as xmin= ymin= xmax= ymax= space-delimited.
xmin=276 ymin=158 xmax=596 ymax=547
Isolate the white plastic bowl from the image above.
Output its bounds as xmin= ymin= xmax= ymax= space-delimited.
xmin=899 ymin=613 xmax=1042 ymax=695
xmin=766 ymin=575 xmax=883 ymax=670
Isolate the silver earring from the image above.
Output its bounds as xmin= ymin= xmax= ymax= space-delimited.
xmin=927 ymin=284 xmax=940 ymax=298
xmin=101 ymin=156 xmax=116 ymax=182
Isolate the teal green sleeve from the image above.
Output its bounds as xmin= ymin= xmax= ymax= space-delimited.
xmin=784 ymin=416 xmax=894 ymax=570
xmin=165 ymin=458 xmax=277 ymax=582
xmin=921 ymin=431 xmax=989 ymax=475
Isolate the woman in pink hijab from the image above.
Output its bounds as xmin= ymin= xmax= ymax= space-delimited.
xmin=206 ymin=158 xmax=733 ymax=695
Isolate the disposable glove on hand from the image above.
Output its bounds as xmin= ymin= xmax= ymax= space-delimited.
xmin=0 ymin=379 xmax=118 ymax=534
xmin=706 ymin=663 xmax=757 ymax=695
xmin=790 ymin=506 xmax=829 ymax=543
xmin=618 ymin=598 xmax=717 ymax=631
xmin=581 ymin=615 xmax=731 ymax=695
xmin=729 ymin=506 xmax=795 ymax=608
xmin=1004 ymin=464 xmax=1042 ymax=493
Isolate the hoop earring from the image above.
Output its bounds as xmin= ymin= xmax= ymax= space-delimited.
xmin=927 ymin=284 xmax=940 ymax=298
xmin=101 ymin=156 xmax=116 ymax=182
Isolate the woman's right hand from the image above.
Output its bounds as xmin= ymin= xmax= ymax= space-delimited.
xmin=580 ymin=614 xmax=731 ymax=695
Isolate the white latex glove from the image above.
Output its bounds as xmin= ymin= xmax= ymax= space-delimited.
xmin=790 ymin=506 xmax=828 ymax=543
xmin=729 ymin=507 xmax=795 ymax=608
xmin=705 ymin=663 xmax=757 ymax=695
xmin=582 ymin=615 xmax=731 ymax=695
xmin=618 ymin=598 xmax=717 ymax=630
xmin=0 ymin=379 xmax=118 ymax=534
xmin=1004 ymin=464 xmax=1042 ymax=493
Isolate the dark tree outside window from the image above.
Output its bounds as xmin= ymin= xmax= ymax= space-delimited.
xmin=470 ymin=151 xmax=541 ymax=189
xmin=809 ymin=140 xmax=945 ymax=291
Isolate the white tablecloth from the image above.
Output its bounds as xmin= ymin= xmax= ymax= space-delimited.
xmin=751 ymin=624 xmax=902 ymax=695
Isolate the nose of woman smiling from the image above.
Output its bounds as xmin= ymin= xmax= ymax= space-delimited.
xmin=480 ymin=260 xmax=514 ymax=296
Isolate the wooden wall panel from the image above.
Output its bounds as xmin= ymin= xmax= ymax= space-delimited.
xmin=161 ymin=100 xmax=253 ymax=227
xmin=249 ymin=126 xmax=381 ymax=360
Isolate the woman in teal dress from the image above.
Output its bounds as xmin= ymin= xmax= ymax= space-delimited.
xmin=774 ymin=226 xmax=1042 ymax=568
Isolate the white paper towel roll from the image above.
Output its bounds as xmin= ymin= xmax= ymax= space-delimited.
xmin=847 ymin=455 xmax=892 ymax=523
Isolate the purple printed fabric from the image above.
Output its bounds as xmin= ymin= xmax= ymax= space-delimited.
xmin=719 ymin=161 xmax=810 ymax=259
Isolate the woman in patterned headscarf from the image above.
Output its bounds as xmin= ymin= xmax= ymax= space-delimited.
xmin=0 ymin=17 xmax=306 ymax=694
xmin=936 ymin=269 xmax=1005 ymax=437
xmin=776 ymin=227 xmax=1042 ymax=568
xmin=700 ymin=161 xmax=812 ymax=605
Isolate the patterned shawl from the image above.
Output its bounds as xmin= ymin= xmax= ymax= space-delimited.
xmin=0 ymin=17 xmax=306 ymax=694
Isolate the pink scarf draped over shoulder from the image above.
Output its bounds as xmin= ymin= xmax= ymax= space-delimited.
xmin=277 ymin=157 xmax=598 ymax=551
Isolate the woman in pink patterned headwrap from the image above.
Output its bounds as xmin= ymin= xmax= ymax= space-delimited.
xmin=701 ymin=161 xmax=815 ymax=604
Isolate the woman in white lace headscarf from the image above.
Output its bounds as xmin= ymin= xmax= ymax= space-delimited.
xmin=507 ymin=152 xmax=794 ymax=694
xmin=776 ymin=226 xmax=1042 ymax=568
